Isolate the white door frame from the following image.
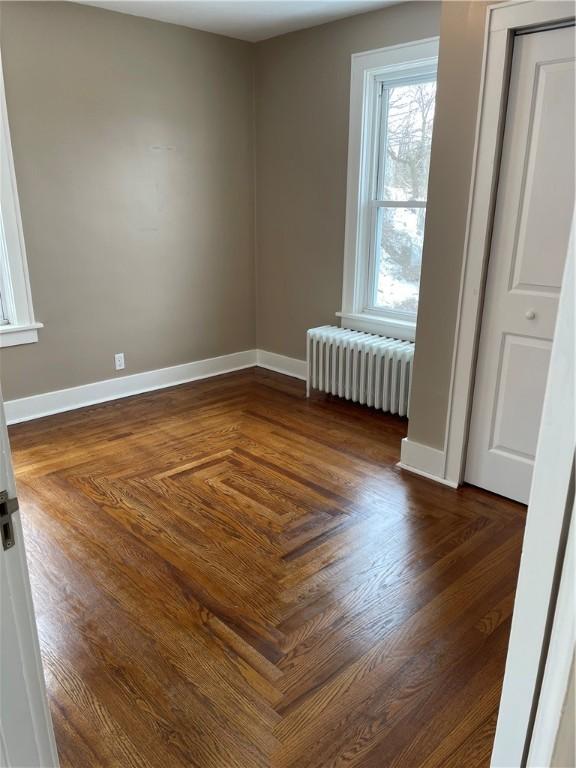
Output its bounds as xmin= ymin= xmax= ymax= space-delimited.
xmin=528 ymin=513 xmax=575 ymax=767
xmin=442 ymin=0 xmax=576 ymax=487
xmin=491 ymin=221 xmax=574 ymax=766
xmin=0 ymin=389 xmax=59 ymax=766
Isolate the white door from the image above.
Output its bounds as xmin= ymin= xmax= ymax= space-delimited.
xmin=0 ymin=388 xmax=59 ymax=767
xmin=466 ymin=25 xmax=576 ymax=504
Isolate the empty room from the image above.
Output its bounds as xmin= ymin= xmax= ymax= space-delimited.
xmin=0 ymin=1 xmax=574 ymax=767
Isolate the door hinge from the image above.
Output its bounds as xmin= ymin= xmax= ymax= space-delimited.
xmin=0 ymin=490 xmax=18 ymax=550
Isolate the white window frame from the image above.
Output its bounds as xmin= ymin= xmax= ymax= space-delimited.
xmin=339 ymin=38 xmax=439 ymax=341
xmin=0 ymin=50 xmax=42 ymax=348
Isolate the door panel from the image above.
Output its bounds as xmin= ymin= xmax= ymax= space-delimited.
xmin=511 ymin=59 xmax=575 ymax=294
xmin=466 ymin=25 xmax=575 ymax=504
xmin=491 ymin=334 xmax=551 ymax=458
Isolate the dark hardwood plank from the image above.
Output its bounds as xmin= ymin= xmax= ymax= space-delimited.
xmin=8 ymin=368 xmax=525 ymax=767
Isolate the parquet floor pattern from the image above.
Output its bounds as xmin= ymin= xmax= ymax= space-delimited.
xmin=8 ymin=369 xmax=526 ymax=768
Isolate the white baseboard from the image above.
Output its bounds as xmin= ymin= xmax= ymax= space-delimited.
xmin=5 ymin=353 xmax=458 ymax=492
xmin=3 ymin=349 xmax=308 ymax=425
xmin=256 ymin=349 xmax=307 ymax=380
xmin=398 ymin=437 xmax=457 ymax=488
xmin=4 ymin=350 xmax=257 ymax=425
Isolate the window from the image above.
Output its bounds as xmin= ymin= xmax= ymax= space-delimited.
xmin=340 ymin=39 xmax=438 ymax=340
xmin=0 ymin=52 xmax=41 ymax=347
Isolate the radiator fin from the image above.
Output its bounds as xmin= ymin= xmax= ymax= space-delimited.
xmin=306 ymin=326 xmax=414 ymax=417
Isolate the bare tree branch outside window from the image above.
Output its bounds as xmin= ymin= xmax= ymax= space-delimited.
xmin=374 ymin=80 xmax=436 ymax=313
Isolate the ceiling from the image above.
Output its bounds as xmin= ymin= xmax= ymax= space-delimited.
xmin=80 ymin=1 xmax=399 ymax=42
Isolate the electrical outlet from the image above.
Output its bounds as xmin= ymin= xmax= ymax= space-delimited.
xmin=114 ymin=353 xmax=125 ymax=371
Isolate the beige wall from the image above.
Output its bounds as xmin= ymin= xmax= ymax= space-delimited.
xmin=0 ymin=0 xmax=494 ymax=457
xmin=254 ymin=0 xmax=491 ymax=453
xmin=407 ymin=0 xmax=490 ymax=451
xmin=254 ymin=2 xmax=441 ymax=360
xmin=0 ymin=1 xmax=255 ymax=400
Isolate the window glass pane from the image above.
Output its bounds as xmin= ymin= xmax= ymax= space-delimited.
xmin=374 ymin=206 xmax=425 ymax=314
xmin=379 ymin=80 xmax=436 ymax=202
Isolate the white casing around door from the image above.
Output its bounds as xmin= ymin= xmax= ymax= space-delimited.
xmin=0 ymin=389 xmax=59 ymax=767
xmin=466 ymin=25 xmax=575 ymax=504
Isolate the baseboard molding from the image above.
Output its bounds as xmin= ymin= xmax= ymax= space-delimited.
xmin=4 ymin=349 xmax=308 ymax=425
xmin=256 ymin=349 xmax=307 ymax=380
xmin=4 ymin=350 xmax=258 ymax=425
xmin=398 ymin=437 xmax=458 ymax=488
xmin=4 ymin=355 xmax=457 ymax=494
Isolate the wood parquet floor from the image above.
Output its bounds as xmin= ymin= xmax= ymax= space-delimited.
xmin=8 ymin=368 xmax=526 ymax=768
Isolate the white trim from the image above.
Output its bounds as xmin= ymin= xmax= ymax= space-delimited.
xmin=0 ymin=323 xmax=43 ymax=348
xmin=528 ymin=515 xmax=575 ymax=767
xmin=336 ymin=311 xmax=415 ymax=341
xmin=340 ymin=37 xmax=439 ymax=337
xmin=442 ymin=0 xmax=575 ymax=488
xmin=398 ymin=437 xmax=455 ymax=486
xmin=0 ymin=50 xmax=40 ymax=339
xmin=3 ymin=349 xmax=308 ymax=424
xmin=4 ymin=351 xmax=258 ymax=424
xmin=491 ymin=217 xmax=575 ymax=765
xmin=397 ymin=461 xmax=459 ymax=489
xmin=0 ymin=392 xmax=59 ymax=766
xmin=256 ymin=349 xmax=307 ymax=380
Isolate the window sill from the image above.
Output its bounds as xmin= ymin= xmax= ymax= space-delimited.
xmin=336 ymin=312 xmax=415 ymax=341
xmin=0 ymin=322 xmax=43 ymax=347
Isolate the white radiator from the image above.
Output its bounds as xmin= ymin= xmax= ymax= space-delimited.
xmin=306 ymin=326 xmax=414 ymax=417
